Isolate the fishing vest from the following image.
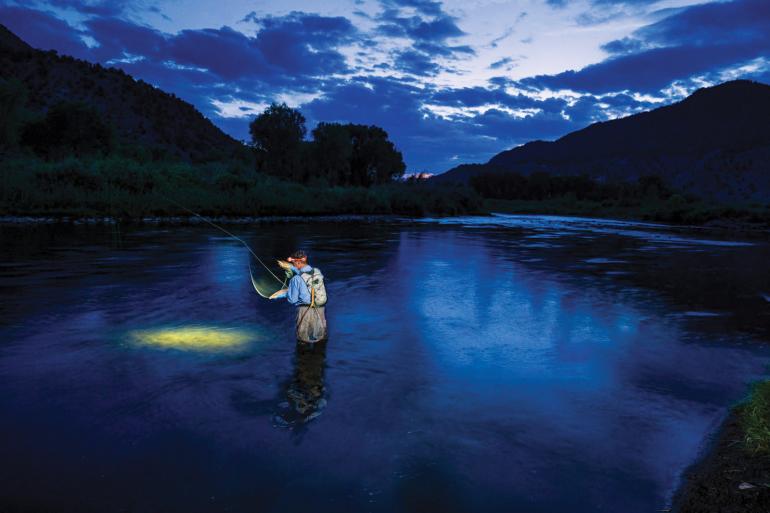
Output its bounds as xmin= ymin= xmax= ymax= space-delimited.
xmin=300 ymin=268 xmax=327 ymax=307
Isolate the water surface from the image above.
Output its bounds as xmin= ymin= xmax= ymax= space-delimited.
xmin=1 ymin=215 xmax=769 ymax=512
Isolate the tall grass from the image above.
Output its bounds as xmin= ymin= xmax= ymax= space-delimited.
xmin=743 ymin=380 xmax=770 ymax=452
xmin=0 ymin=156 xmax=482 ymax=217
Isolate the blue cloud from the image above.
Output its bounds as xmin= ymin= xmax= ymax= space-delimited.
xmin=522 ymin=0 xmax=770 ymax=94
xmin=250 ymin=12 xmax=357 ymax=76
xmin=84 ymin=10 xmax=357 ymax=84
xmin=48 ymin=0 xmax=122 ymax=16
xmin=372 ymin=0 xmax=471 ymax=76
xmin=392 ymin=49 xmax=442 ymax=75
xmin=382 ymin=0 xmax=444 ymax=17
xmin=166 ymin=27 xmax=273 ymax=80
xmin=0 ymin=5 xmax=91 ymax=59
xmin=376 ymin=11 xmax=464 ymax=42
xmin=301 ymin=76 xmax=604 ymax=171
xmin=414 ymin=41 xmax=474 ymax=58
xmin=85 ymin=16 xmax=167 ymax=61
xmin=430 ymin=86 xmax=567 ymax=113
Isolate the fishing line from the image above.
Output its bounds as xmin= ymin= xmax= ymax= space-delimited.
xmin=154 ymin=192 xmax=285 ymax=286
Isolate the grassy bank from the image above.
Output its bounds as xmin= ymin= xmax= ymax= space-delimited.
xmin=675 ymin=381 xmax=770 ymax=512
xmin=0 ymin=157 xmax=483 ymax=218
xmin=743 ymin=380 xmax=770 ymax=452
xmin=485 ymin=198 xmax=770 ymax=228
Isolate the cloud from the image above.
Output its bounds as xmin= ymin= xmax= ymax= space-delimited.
xmin=381 ymin=0 xmax=445 ymax=17
xmin=301 ymin=76 xmax=599 ymax=171
xmin=376 ymin=10 xmax=464 ymax=42
xmin=166 ymin=27 xmax=274 ymax=80
xmin=521 ymin=0 xmax=770 ymax=94
xmin=490 ymin=57 xmax=513 ymax=69
xmin=372 ymin=0 xmax=472 ymax=75
xmin=250 ymin=12 xmax=358 ymax=76
xmin=0 ymin=5 xmax=91 ymax=59
xmin=392 ymin=49 xmax=442 ymax=75
xmin=85 ymin=16 xmax=167 ymax=61
xmin=84 ymin=10 xmax=358 ymax=85
xmin=490 ymin=56 xmax=519 ymax=70
xmin=430 ymin=86 xmax=567 ymax=112
xmin=48 ymin=0 xmax=122 ymax=16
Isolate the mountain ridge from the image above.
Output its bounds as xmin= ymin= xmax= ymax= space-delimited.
xmin=437 ymin=80 xmax=770 ymax=202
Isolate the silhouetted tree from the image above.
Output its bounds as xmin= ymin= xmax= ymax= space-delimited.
xmin=311 ymin=122 xmax=353 ymax=186
xmin=0 ymin=79 xmax=29 ymax=154
xmin=470 ymin=170 xmax=676 ymax=204
xmin=20 ymin=101 xmax=113 ymax=159
xmin=249 ymin=103 xmax=306 ymax=181
xmin=347 ymin=124 xmax=405 ymax=186
xmin=637 ymin=174 xmax=670 ymax=199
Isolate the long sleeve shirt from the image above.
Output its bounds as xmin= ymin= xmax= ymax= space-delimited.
xmin=286 ymin=265 xmax=312 ymax=306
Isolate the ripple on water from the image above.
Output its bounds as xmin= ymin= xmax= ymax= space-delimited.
xmin=585 ymin=258 xmax=628 ymax=264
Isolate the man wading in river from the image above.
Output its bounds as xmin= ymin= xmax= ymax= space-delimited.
xmin=272 ymin=251 xmax=328 ymax=343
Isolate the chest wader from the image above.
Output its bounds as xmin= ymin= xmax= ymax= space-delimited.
xmin=296 ymin=281 xmax=328 ymax=343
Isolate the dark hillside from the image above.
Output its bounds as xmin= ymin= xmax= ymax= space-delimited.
xmin=437 ymin=80 xmax=770 ymax=202
xmin=0 ymin=24 xmax=242 ymax=162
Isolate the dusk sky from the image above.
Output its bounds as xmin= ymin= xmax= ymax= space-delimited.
xmin=1 ymin=0 xmax=769 ymax=173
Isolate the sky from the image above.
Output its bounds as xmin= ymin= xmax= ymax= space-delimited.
xmin=1 ymin=0 xmax=769 ymax=173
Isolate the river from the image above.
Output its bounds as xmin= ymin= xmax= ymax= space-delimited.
xmin=1 ymin=214 xmax=769 ymax=512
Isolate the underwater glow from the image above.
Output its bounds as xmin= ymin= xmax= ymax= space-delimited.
xmin=129 ymin=326 xmax=255 ymax=352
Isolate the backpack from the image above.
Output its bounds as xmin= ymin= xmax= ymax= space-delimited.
xmin=301 ymin=268 xmax=327 ymax=306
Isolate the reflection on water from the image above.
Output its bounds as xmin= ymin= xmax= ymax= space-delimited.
xmin=274 ymin=341 xmax=328 ymax=431
xmin=0 ymin=217 xmax=769 ymax=513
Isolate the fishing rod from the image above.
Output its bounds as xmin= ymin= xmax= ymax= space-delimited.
xmin=154 ymin=192 xmax=286 ymax=287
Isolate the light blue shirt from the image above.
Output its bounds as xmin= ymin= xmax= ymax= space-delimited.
xmin=286 ymin=265 xmax=312 ymax=306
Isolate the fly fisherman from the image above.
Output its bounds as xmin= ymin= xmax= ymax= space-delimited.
xmin=271 ymin=250 xmax=328 ymax=343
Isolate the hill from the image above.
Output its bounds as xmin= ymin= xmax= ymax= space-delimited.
xmin=436 ymin=80 xmax=770 ymax=202
xmin=0 ymin=24 xmax=242 ymax=162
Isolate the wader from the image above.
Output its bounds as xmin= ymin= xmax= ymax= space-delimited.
xmin=296 ymin=305 xmax=327 ymax=343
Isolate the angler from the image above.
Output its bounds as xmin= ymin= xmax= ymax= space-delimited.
xmin=270 ymin=250 xmax=328 ymax=344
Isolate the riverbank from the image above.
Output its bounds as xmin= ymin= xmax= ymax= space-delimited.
xmin=485 ymin=198 xmax=770 ymax=232
xmin=0 ymin=214 xmax=414 ymax=225
xmin=0 ymin=156 xmax=483 ymax=218
xmin=674 ymin=389 xmax=770 ymax=512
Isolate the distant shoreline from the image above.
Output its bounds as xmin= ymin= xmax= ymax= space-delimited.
xmin=0 ymin=214 xmax=414 ymax=225
xmin=2 ymin=211 xmax=769 ymax=234
xmin=484 ymin=199 xmax=770 ymax=233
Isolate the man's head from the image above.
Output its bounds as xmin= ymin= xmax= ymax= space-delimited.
xmin=287 ymin=250 xmax=308 ymax=267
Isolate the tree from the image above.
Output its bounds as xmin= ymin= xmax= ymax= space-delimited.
xmin=249 ymin=103 xmax=306 ymax=181
xmin=311 ymin=122 xmax=353 ymax=186
xmin=347 ymin=124 xmax=405 ymax=186
xmin=0 ymin=79 xmax=29 ymax=155
xmin=21 ymin=101 xmax=113 ymax=159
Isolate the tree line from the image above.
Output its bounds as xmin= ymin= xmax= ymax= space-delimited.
xmin=470 ymin=170 xmax=677 ymax=203
xmin=1 ymin=79 xmax=481 ymax=217
xmin=249 ymin=103 xmax=406 ymax=186
xmin=2 ymin=79 xmax=406 ymax=189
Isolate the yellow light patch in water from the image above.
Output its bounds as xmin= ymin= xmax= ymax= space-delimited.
xmin=130 ymin=326 xmax=254 ymax=352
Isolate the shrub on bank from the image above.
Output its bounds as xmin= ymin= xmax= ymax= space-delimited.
xmin=0 ymin=156 xmax=481 ymax=217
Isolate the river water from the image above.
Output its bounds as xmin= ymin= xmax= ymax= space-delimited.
xmin=1 ymin=215 xmax=769 ymax=513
